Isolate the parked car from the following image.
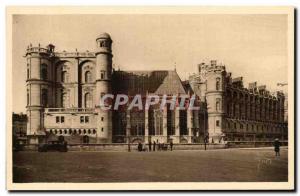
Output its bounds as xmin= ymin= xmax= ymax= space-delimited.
xmin=38 ymin=140 xmax=68 ymax=152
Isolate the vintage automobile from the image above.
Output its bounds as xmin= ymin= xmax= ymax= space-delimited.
xmin=38 ymin=140 xmax=68 ymax=152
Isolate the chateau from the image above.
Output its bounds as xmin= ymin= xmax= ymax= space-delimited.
xmin=25 ymin=33 xmax=288 ymax=144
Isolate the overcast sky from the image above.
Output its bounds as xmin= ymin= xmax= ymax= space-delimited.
xmin=12 ymin=14 xmax=288 ymax=113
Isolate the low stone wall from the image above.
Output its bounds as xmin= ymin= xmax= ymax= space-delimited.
xmin=20 ymin=141 xmax=288 ymax=152
xmin=226 ymin=141 xmax=288 ymax=148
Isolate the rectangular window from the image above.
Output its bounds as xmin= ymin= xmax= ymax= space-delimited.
xmin=80 ymin=116 xmax=84 ymax=123
xmin=240 ymin=124 xmax=243 ymax=129
xmin=216 ymin=120 xmax=220 ymax=127
xmin=234 ymin=123 xmax=236 ymax=129
xmin=56 ymin=116 xmax=60 ymax=123
xmin=61 ymin=116 xmax=65 ymax=123
xmin=101 ymin=127 xmax=104 ymax=132
xmin=101 ymin=117 xmax=104 ymax=121
xmin=85 ymin=116 xmax=89 ymax=123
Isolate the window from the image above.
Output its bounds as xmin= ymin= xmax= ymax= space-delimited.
xmin=216 ymin=98 xmax=221 ymax=111
xmin=93 ymin=129 xmax=96 ymax=134
xmin=27 ymin=90 xmax=29 ymax=106
xmin=40 ymin=64 xmax=48 ymax=80
xmin=101 ymin=127 xmax=104 ymax=132
xmin=216 ymin=120 xmax=220 ymax=127
xmin=85 ymin=71 xmax=92 ymax=83
xmin=80 ymin=116 xmax=84 ymax=123
xmin=234 ymin=123 xmax=237 ymax=129
xmin=84 ymin=93 xmax=92 ymax=108
xmin=27 ymin=69 xmax=29 ymax=79
xmin=61 ymin=71 xmax=69 ymax=83
xmin=100 ymin=71 xmax=105 ymax=79
xmin=216 ymin=78 xmax=220 ymax=90
xmin=240 ymin=124 xmax=243 ymax=129
xmin=61 ymin=92 xmax=67 ymax=108
xmin=41 ymin=89 xmax=48 ymax=107
xmin=56 ymin=116 xmax=64 ymax=123
xmin=85 ymin=116 xmax=89 ymax=123
xmin=101 ymin=117 xmax=104 ymax=121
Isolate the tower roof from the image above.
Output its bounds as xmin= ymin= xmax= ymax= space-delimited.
xmin=97 ymin=32 xmax=111 ymax=40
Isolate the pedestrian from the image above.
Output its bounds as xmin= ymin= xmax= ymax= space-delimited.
xmin=274 ymin=138 xmax=281 ymax=156
xmin=170 ymin=140 xmax=173 ymax=151
xmin=149 ymin=140 xmax=152 ymax=151
xmin=138 ymin=142 xmax=142 ymax=152
xmin=153 ymin=140 xmax=156 ymax=151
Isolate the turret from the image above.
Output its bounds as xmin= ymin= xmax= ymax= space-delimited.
xmin=95 ymin=33 xmax=113 ymax=142
xmin=205 ymin=60 xmax=226 ymax=143
xmin=25 ymin=44 xmax=54 ymax=144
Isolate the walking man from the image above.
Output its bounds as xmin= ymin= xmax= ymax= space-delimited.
xmin=170 ymin=140 xmax=173 ymax=151
xmin=274 ymin=138 xmax=281 ymax=156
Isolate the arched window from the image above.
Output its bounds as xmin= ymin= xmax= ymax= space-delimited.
xmin=40 ymin=64 xmax=47 ymax=80
xmin=84 ymin=93 xmax=92 ymax=108
xmin=27 ymin=90 xmax=29 ymax=106
xmin=41 ymin=89 xmax=48 ymax=107
xmin=61 ymin=71 xmax=69 ymax=83
xmin=61 ymin=92 xmax=67 ymax=108
xmin=85 ymin=71 xmax=92 ymax=83
xmin=216 ymin=77 xmax=220 ymax=90
xmin=216 ymin=98 xmax=221 ymax=111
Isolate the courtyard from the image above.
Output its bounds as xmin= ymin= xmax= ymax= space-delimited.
xmin=13 ymin=148 xmax=288 ymax=182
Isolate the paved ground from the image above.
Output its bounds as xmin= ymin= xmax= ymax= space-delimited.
xmin=13 ymin=148 xmax=288 ymax=182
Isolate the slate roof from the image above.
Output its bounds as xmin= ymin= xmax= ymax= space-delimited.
xmin=112 ymin=70 xmax=187 ymax=96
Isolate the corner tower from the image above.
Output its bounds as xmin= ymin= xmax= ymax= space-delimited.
xmin=205 ymin=60 xmax=226 ymax=143
xmin=25 ymin=44 xmax=54 ymax=144
xmin=95 ymin=33 xmax=113 ymax=142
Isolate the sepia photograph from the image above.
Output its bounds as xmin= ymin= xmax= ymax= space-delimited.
xmin=6 ymin=6 xmax=294 ymax=190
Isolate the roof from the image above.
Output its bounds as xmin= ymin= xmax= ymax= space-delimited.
xmin=97 ymin=32 xmax=111 ymax=39
xmin=112 ymin=70 xmax=187 ymax=96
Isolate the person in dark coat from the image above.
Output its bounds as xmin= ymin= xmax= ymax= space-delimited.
xmin=138 ymin=142 xmax=142 ymax=152
xmin=149 ymin=141 xmax=152 ymax=151
xmin=170 ymin=140 xmax=173 ymax=151
xmin=274 ymin=138 xmax=281 ymax=156
xmin=153 ymin=140 xmax=156 ymax=151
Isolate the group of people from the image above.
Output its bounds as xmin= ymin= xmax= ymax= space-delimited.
xmin=136 ymin=140 xmax=174 ymax=152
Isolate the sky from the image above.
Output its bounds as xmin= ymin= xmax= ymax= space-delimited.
xmin=12 ymin=14 xmax=288 ymax=113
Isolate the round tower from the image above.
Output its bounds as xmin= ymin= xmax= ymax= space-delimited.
xmin=25 ymin=44 xmax=53 ymax=144
xmin=205 ymin=60 xmax=226 ymax=143
xmin=95 ymin=33 xmax=113 ymax=143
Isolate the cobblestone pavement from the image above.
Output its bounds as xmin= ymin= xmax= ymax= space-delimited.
xmin=13 ymin=148 xmax=288 ymax=182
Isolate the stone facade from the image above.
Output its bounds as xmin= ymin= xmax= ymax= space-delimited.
xmin=189 ymin=60 xmax=288 ymax=143
xmin=25 ymin=33 xmax=288 ymax=144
